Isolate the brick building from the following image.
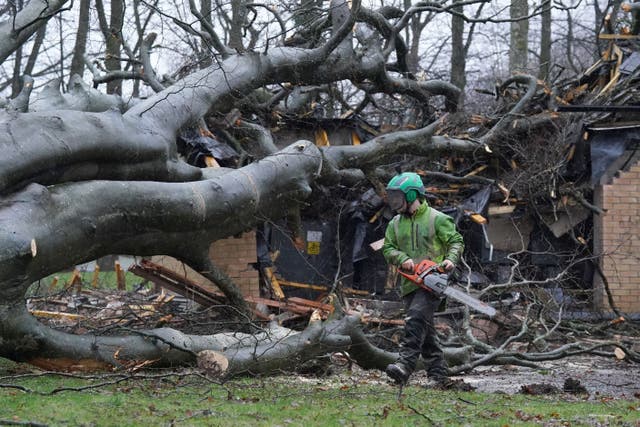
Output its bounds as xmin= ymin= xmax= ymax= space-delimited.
xmin=209 ymin=231 xmax=260 ymax=298
xmin=594 ymin=158 xmax=640 ymax=313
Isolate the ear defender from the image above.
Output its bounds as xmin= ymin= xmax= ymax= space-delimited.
xmin=405 ymin=189 xmax=417 ymax=203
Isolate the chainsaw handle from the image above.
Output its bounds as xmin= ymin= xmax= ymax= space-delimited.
xmin=397 ymin=266 xmax=446 ymax=295
xmin=397 ymin=267 xmax=420 ymax=283
xmin=414 ymin=259 xmax=444 ymax=276
xmin=397 ymin=259 xmax=445 ymax=284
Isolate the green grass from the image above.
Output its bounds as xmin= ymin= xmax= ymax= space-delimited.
xmin=0 ymin=359 xmax=638 ymax=426
xmin=28 ymin=270 xmax=149 ymax=296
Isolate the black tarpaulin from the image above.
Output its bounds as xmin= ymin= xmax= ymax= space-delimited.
xmin=177 ymin=127 xmax=239 ymax=167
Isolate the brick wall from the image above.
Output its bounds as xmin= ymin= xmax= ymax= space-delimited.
xmin=152 ymin=231 xmax=260 ymax=299
xmin=594 ymin=161 xmax=640 ymax=313
xmin=209 ymin=231 xmax=260 ymax=298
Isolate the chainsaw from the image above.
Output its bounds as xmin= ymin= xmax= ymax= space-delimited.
xmin=397 ymin=259 xmax=496 ymax=317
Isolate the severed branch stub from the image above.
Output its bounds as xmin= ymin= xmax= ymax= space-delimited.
xmin=197 ymin=350 xmax=229 ymax=378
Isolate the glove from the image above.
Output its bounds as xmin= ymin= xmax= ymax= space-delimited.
xmin=401 ymin=259 xmax=415 ymax=272
xmin=440 ymin=259 xmax=455 ymax=272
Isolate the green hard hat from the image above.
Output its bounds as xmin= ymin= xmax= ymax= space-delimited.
xmin=386 ymin=172 xmax=425 ymax=203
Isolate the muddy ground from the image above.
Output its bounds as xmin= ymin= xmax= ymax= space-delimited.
xmin=321 ymin=356 xmax=640 ymax=400
xmin=460 ymin=356 xmax=639 ymax=399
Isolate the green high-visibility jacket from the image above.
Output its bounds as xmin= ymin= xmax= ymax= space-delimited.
xmin=382 ymin=201 xmax=464 ymax=296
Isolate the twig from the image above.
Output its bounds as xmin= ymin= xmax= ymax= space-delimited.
xmin=0 ymin=383 xmax=33 ymax=393
xmin=0 ymin=419 xmax=48 ymax=427
xmin=406 ymin=404 xmax=433 ymax=423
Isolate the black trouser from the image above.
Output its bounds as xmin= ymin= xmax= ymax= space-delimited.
xmin=398 ymin=288 xmax=448 ymax=377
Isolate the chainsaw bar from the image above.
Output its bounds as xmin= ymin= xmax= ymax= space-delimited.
xmin=442 ymin=285 xmax=496 ymax=317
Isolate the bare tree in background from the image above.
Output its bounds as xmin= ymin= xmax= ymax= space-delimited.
xmin=538 ymin=0 xmax=552 ymax=81
xmin=509 ymin=0 xmax=530 ymax=74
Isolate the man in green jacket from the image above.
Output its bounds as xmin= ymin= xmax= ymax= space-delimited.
xmin=382 ymin=172 xmax=464 ymax=386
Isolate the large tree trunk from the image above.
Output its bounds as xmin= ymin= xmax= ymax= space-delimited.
xmin=68 ymin=0 xmax=91 ymax=86
xmin=0 ymin=141 xmax=322 ymax=365
xmin=11 ymin=43 xmax=23 ymax=99
xmin=509 ymin=0 xmax=529 ymax=74
xmin=229 ymin=0 xmax=247 ymax=51
xmin=450 ymin=0 xmax=465 ymax=105
xmin=22 ymin=23 xmax=47 ymax=78
xmin=106 ymin=0 xmax=124 ymax=95
xmin=538 ymin=1 xmax=552 ymax=81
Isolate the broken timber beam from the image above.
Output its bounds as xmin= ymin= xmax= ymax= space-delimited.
xmin=277 ymin=278 xmax=370 ymax=296
xmin=263 ymin=266 xmax=285 ymax=299
xmin=129 ymin=263 xmax=226 ymax=307
xmin=130 ymin=261 xmax=335 ymax=319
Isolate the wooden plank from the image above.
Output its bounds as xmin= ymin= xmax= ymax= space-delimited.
xmin=314 ymin=128 xmax=330 ymax=146
xmin=115 ymin=261 xmax=126 ymax=290
xmin=278 ymin=279 xmax=369 ymax=296
xmin=469 ymin=213 xmax=487 ymax=224
xmin=287 ymin=297 xmax=333 ymax=312
xmin=91 ymin=265 xmax=101 ymax=288
xmin=342 ymin=288 xmax=371 ymax=296
xmin=368 ymin=207 xmax=384 ymax=224
xmin=132 ymin=261 xmax=351 ymax=320
xmin=278 ymin=279 xmax=329 ymax=292
xmin=67 ymin=269 xmax=82 ymax=291
xmin=242 ymin=294 xmax=313 ymax=314
xmin=129 ymin=265 xmax=224 ymax=307
xmin=130 ymin=262 xmax=272 ymax=320
xmin=48 ymin=276 xmax=59 ymax=292
xmin=137 ymin=260 xmax=226 ymax=299
xmin=464 ymin=165 xmax=488 ymax=177
xmin=369 ymin=238 xmax=384 ymax=251
xmin=263 ymin=267 xmax=285 ymax=299
xmin=351 ymin=131 xmax=361 ymax=145
xmin=30 ymin=310 xmax=84 ymax=320
xmin=488 ymin=205 xmax=516 ymax=216
xmin=598 ymin=33 xmax=640 ymax=40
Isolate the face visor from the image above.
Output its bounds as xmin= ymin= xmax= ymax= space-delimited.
xmin=386 ymin=189 xmax=406 ymax=212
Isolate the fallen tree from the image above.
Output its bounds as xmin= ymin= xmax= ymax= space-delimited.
xmin=0 ymin=0 xmax=636 ymax=377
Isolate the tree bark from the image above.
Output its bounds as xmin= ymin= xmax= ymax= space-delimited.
xmin=509 ymin=0 xmax=529 ymax=74
xmin=11 ymin=44 xmax=23 ymax=99
xmin=22 ymin=23 xmax=47 ymax=78
xmin=538 ymin=1 xmax=552 ymax=81
xmin=229 ymin=0 xmax=247 ymax=51
xmin=106 ymin=0 xmax=124 ymax=95
xmin=0 ymin=141 xmax=321 ymax=288
xmin=68 ymin=0 xmax=91 ymax=86
xmin=450 ymin=0 xmax=465 ymax=105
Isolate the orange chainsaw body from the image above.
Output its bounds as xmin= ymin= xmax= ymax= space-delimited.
xmin=397 ymin=259 xmax=443 ymax=284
